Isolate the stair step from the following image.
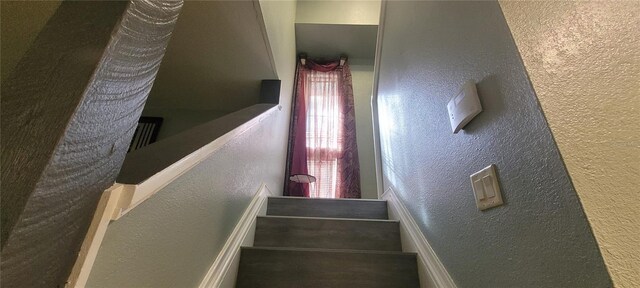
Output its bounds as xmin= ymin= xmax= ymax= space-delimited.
xmin=254 ymin=216 xmax=402 ymax=251
xmin=236 ymin=247 xmax=420 ymax=288
xmin=266 ymin=197 xmax=388 ymax=220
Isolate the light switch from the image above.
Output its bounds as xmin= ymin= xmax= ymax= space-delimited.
xmin=447 ymin=81 xmax=482 ymax=133
xmin=482 ymin=176 xmax=496 ymax=198
xmin=473 ymin=179 xmax=486 ymax=200
xmin=470 ymin=165 xmax=503 ymax=210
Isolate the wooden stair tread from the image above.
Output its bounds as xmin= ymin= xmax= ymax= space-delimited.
xmin=254 ymin=216 xmax=402 ymax=251
xmin=236 ymin=247 xmax=420 ymax=288
xmin=267 ymin=197 xmax=389 ymax=220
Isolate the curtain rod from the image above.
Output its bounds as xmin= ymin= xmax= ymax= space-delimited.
xmin=298 ymin=54 xmax=348 ymax=66
xmin=299 ymin=53 xmax=307 ymax=65
xmin=340 ymin=55 xmax=347 ymax=66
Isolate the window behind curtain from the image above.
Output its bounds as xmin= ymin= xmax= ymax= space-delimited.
xmin=305 ymin=70 xmax=343 ymax=198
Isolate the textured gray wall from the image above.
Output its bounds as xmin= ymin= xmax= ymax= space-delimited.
xmin=376 ymin=1 xmax=610 ymax=287
xmin=500 ymin=3 xmax=640 ymax=286
xmin=0 ymin=1 xmax=182 ymax=287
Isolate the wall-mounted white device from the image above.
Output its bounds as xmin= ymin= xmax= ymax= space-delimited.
xmin=447 ymin=81 xmax=482 ymax=133
xmin=470 ymin=164 xmax=504 ymax=211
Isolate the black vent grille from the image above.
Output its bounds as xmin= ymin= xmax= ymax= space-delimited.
xmin=128 ymin=117 xmax=163 ymax=152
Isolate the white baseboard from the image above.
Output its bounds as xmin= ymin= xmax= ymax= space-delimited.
xmin=198 ymin=183 xmax=273 ymax=288
xmin=382 ymin=187 xmax=457 ymax=288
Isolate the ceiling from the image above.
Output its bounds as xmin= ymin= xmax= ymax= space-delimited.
xmin=145 ymin=1 xmax=276 ymax=113
xmin=295 ymin=23 xmax=378 ymax=65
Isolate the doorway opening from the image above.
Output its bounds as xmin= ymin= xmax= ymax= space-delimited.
xmin=284 ymin=0 xmax=383 ymax=200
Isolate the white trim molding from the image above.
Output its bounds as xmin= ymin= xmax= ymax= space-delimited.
xmin=371 ymin=0 xmax=388 ymax=199
xmin=382 ymin=187 xmax=457 ymax=288
xmin=199 ymin=183 xmax=274 ymax=288
xmin=66 ymin=185 xmax=125 ymax=288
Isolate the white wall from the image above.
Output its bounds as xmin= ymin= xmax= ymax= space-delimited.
xmin=260 ymin=0 xmax=298 ymax=93
xmin=86 ymin=1 xmax=298 ymax=286
xmin=500 ymin=2 xmax=640 ymax=287
xmin=296 ymin=0 xmax=380 ymax=25
xmin=87 ymin=118 xmax=288 ymax=287
xmin=141 ymin=108 xmax=229 ymax=140
xmin=351 ymin=65 xmax=378 ymax=199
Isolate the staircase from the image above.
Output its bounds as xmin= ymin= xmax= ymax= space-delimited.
xmin=236 ymin=196 xmax=421 ymax=287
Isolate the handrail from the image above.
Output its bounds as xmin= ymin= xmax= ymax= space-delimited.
xmin=112 ymin=103 xmax=278 ymax=219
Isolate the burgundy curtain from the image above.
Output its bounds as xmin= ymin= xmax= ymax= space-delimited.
xmin=286 ymin=61 xmax=310 ymax=197
xmin=285 ymin=59 xmax=361 ymax=198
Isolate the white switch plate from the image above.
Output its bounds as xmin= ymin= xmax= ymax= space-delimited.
xmin=470 ymin=164 xmax=503 ymax=210
xmin=447 ymin=81 xmax=482 ymax=133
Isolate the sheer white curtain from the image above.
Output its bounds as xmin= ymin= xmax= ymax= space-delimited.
xmin=286 ymin=59 xmax=361 ymax=199
xmin=305 ymin=70 xmax=342 ymax=198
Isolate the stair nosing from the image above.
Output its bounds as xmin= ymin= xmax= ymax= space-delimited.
xmin=241 ymin=246 xmax=417 ymax=256
xmin=258 ymin=215 xmax=399 ymax=223
xmin=268 ymin=196 xmax=387 ymax=203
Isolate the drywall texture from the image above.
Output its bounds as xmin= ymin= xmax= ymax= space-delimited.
xmin=141 ymin=108 xmax=228 ymax=140
xmin=296 ymin=0 xmax=380 ymax=25
xmin=87 ymin=1 xmax=298 ymax=286
xmin=87 ymin=118 xmax=284 ymax=287
xmin=259 ymin=0 xmax=298 ymax=186
xmin=295 ymin=23 xmax=378 ymax=64
xmin=117 ymin=105 xmax=275 ymax=184
xmin=376 ymin=1 xmax=611 ymax=287
xmin=499 ymin=2 xmax=640 ymax=287
xmin=352 ymin=65 xmax=378 ymax=199
xmin=259 ymin=0 xmax=298 ymax=94
xmin=0 ymin=1 xmax=182 ymax=287
xmin=142 ymin=1 xmax=277 ymax=116
xmin=0 ymin=0 xmax=61 ymax=83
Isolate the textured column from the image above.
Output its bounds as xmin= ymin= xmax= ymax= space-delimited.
xmin=0 ymin=1 xmax=183 ymax=287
